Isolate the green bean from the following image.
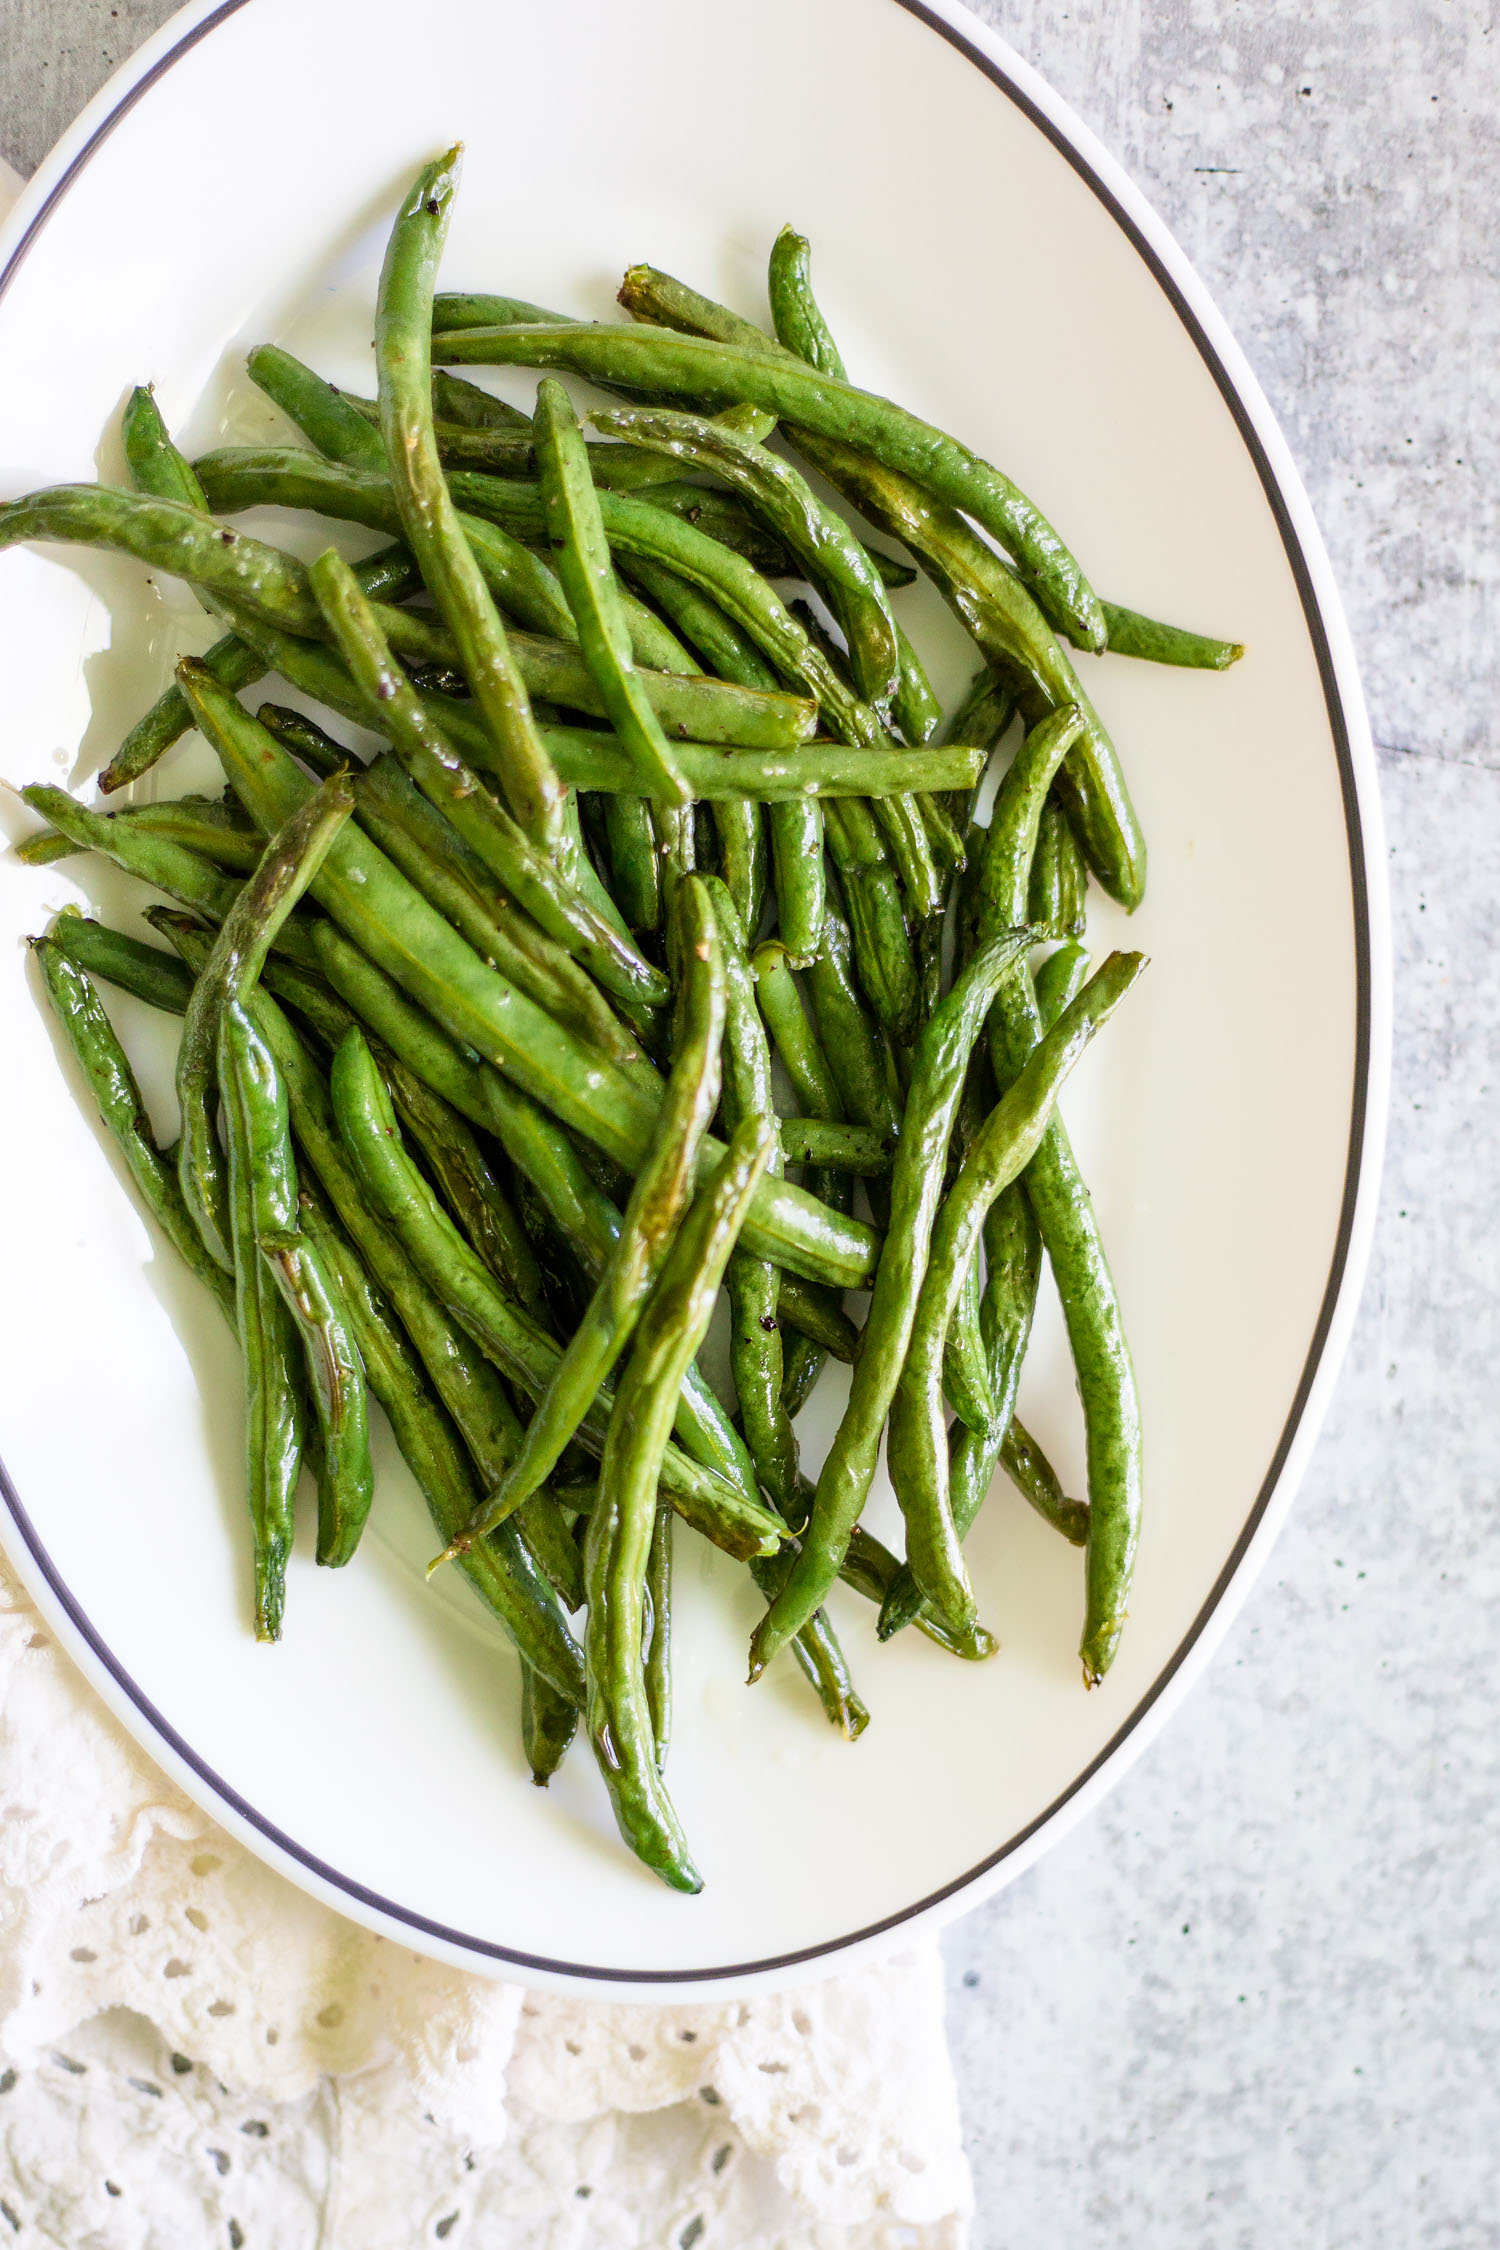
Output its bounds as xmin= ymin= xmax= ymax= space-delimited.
xmin=19 ymin=795 xmax=257 ymax=871
xmin=757 ymin=252 xmax=952 ymax=887
xmin=751 ymin=940 xmax=841 ymax=1115
xmin=379 ymin=1050 xmax=544 ymax=1318
xmin=621 ymin=560 xmax=825 ymax=967
xmin=767 ymin=225 xmax=847 ymax=378
xmin=779 ymin=592 xmax=937 ymax=914
xmin=308 ymin=921 xmax=606 ymax=1225
xmin=779 ymin=1332 xmax=826 ymax=1421
xmin=755 ymin=930 xmax=857 ymax=1388
xmin=329 ymin=1022 xmax=779 ymax=1557
xmin=220 ymin=669 xmax=878 ymax=1280
xmin=844 ymin=1522 xmax=997 ymax=1662
xmin=175 ymin=775 xmax=353 ymax=1268
xmin=113 ymin=384 xmax=282 ymax=815
xmin=328 ymin=1026 xmax=614 ymax=1406
xmin=422 ymin=416 xmax=719 ymax=487
xmin=585 ymin=1117 xmax=775 ymax=1888
xmin=31 ymin=931 xmax=234 ymax=1317
xmin=376 ymin=151 xmax=567 ymax=854
xmin=437 ymin=300 xmax=1105 ymax=650
xmin=258 ymin=1214 xmax=373 ymax=1569
xmin=749 ymin=924 xmax=1036 ymax=1671
xmin=186 ymin=446 xmax=874 ymax=741
xmin=1057 ymin=806 xmax=1090 ymax=938
xmin=977 ymin=719 xmax=1143 ymax=1685
xmin=99 ymin=798 xmax=257 ymax=864
xmin=0 ymin=482 xmax=344 ymax=635
xmin=789 ymin=436 xmax=1143 ymax=909
xmin=602 ymin=795 xmax=662 ymax=934
xmin=433 ymin=291 xmax=578 ymax=330
xmin=107 ymin=533 xmax=419 ymax=799
xmin=607 ymin=268 xmax=1106 ymax=886
xmin=297 ymin=1182 xmax=585 ymax=1701
xmin=302 ymin=915 xmax=754 ymax=1502
xmin=120 ymin=382 xmax=208 ymax=511
xmin=802 ymin=898 xmax=902 ymax=1148
xmin=272 ymin=576 xmax=792 ymax=748
xmin=870 ymin=790 xmax=944 ymax=920
xmin=436 ymin=875 xmax=727 ymax=1560
xmin=183 ymin=442 xmax=935 ymax=778
xmin=937 ymin=1054 xmax=1000 ymax=1436
xmin=1026 ymin=799 xmax=1064 ymax=939
xmin=228 ymin=617 xmax=674 ymax=1019
xmin=1002 ymin=1418 xmax=1089 ymax=1546
xmin=591 ymin=402 xmax=900 ymax=713
xmin=752 ymin=1545 xmax=870 ymax=1740
xmin=1028 ymin=798 xmax=1089 ymax=939
xmin=822 ymin=805 xmax=919 ymax=1049
xmin=620 ymin=480 xmax=797 ymax=575
xmin=971 ymin=711 xmax=1087 ymax=940
xmin=19 ymin=782 xmax=237 ymax=921
xmin=522 ymin=1663 xmax=580 ymax=1783
xmin=619 ymin=552 xmax=780 ymax=687
xmin=247 ymin=344 xmax=388 ymax=471
xmin=775 ymin=1118 xmax=888 ymax=1174
xmin=188 ymin=915 xmax=359 ymax=1053
xmin=617 ymin=577 xmax=711 ymax=677
xmin=179 ymin=620 xmax=876 ymax=1290
xmin=948 ymin=665 xmax=1017 ymax=749
xmin=878 ymin=1183 xmax=1040 ymax=1643
xmin=252 ymin=577 xmax=673 ymax=1025
xmin=514 ymin=630 xmax=817 ymax=750
xmin=774 ymin=1273 xmax=858 ymax=1361
xmin=191 ymin=441 xmax=586 ymax=648
xmin=432 ymin=292 xmax=783 ymax=454
xmin=433 ymin=367 xmax=533 ymax=429
xmin=764 ymin=801 xmax=825 ymax=967
xmin=205 ymin=959 xmax=572 ymax=1611
xmin=212 ymin=574 xmax=961 ymax=805
xmin=160 ymin=917 xmax=590 ymax=1650
xmin=352 ymin=755 xmax=646 ymax=1070
xmin=888 ymin=951 xmax=1144 ymax=1628
xmin=532 ymin=377 xmax=690 ymax=804
xmin=644 ymin=1501 xmax=673 ymax=1769
xmin=1031 ymin=939 xmax=1091 ymax=1028
xmin=13 ymin=828 xmax=79 ymax=867
xmin=1095 ymin=600 xmax=1243 ymax=670
xmin=43 ymin=913 xmax=196 ymax=1017
xmin=707 ymin=880 xmax=799 ymax=1524
xmin=711 ymin=800 xmax=766 ymax=940
xmin=895 ymin=624 xmax=944 ymax=753
xmin=216 ymin=999 xmax=306 ymax=1639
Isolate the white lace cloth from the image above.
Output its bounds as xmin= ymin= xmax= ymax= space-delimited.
xmin=0 ymin=1551 xmax=970 ymax=2247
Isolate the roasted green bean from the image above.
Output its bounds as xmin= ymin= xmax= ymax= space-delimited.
xmin=376 ymin=148 xmax=566 ymax=855
xmin=887 ymin=951 xmax=1145 ymax=1629
xmin=32 ymin=931 xmax=234 ymax=1316
xmin=584 ymin=1116 xmax=774 ymax=1889
xmin=435 ymin=875 xmax=727 ymax=1561
xmin=174 ymin=775 xmax=353 ymax=1269
xmin=750 ymin=924 xmax=1036 ymax=1671
xmin=434 ymin=303 xmax=1105 ymax=649
xmin=216 ymin=998 xmax=307 ymax=1640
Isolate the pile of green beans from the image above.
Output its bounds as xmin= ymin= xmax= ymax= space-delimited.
xmin=7 ymin=151 xmax=1241 ymax=1888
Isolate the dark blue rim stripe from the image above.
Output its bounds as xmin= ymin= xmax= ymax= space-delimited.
xmin=0 ymin=0 xmax=1372 ymax=1985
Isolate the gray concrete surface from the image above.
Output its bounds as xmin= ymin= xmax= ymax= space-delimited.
xmin=4 ymin=4 xmax=1496 ymax=2244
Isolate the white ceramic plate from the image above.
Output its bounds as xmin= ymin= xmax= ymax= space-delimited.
xmin=0 ymin=0 xmax=1387 ymax=1996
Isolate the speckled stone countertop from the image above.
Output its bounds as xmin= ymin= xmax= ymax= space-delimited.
xmin=3 ymin=4 xmax=1495 ymax=2242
